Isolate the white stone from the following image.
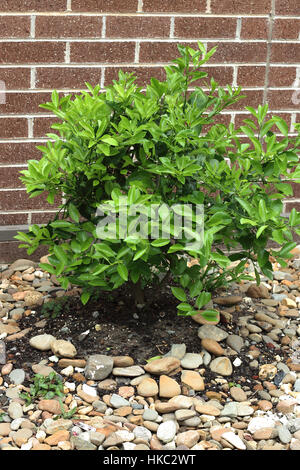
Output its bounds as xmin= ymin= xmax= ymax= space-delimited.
xmin=61 ymin=366 xmax=74 ymax=376
xmin=233 ymin=357 xmax=242 ymax=367
xmin=82 ymin=383 xmax=98 ymax=397
xmin=247 ymin=416 xmax=276 ymax=434
xmin=157 ymin=421 xmax=177 ymax=443
xmin=222 ymin=431 xmax=246 ymax=450
xmin=29 ymin=334 xmax=56 ymax=351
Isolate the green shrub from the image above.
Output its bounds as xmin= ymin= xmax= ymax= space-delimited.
xmin=16 ymin=42 xmax=300 ymax=322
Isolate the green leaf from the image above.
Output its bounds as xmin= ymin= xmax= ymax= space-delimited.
xmin=171 ymin=287 xmax=187 ymax=302
xmin=81 ymin=291 xmax=91 ymax=305
xmin=117 ymin=264 xmax=128 ymax=281
xmin=68 ymin=203 xmax=80 ymax=223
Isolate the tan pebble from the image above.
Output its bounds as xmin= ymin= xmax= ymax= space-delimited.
xmin=154 ymin=401 xmax=179 ymax=414
xmin=205 ymin=391 xmax=223 ymax=401
xmin=150 ymin=435 xmax=163 ymax=450
xmin=32 ymin=443 xmax=52 ymax=450
xmin=1 ymin=363 xmax=13 ymax=375
xmin=38 ymin=399 xmax=67 ymax=415
xmin=113 ymin=406 xmax=132 ymax=417
xmin=57 ymin=440 xmax=72 ymax=450
xmin=159 ymin=375 xmax=181 ymax=398
xmin=0 ymin=423 xmax=11 ymax=436
xmin=129 ymin=416 xmax=144 ymax=425
xmin=181 ymin=370 xmax=205 ymax=391
xmin=64 ymin=395 xmax=73 ymax=406
xmin=253 ymin=427 xmax=278 ymax=440
xmin=78 ymin=405 xmax=93 ymax=415
xmin=201 ymin=338 xmax=225 ymax=356
xmin=102 ymin=394 xmax=112 ymax=406
xmin=113 ymin=356 xmax=134 ymax=367
xmin=144 ymin=357 xmax=180 ymax=376
xmin=257 ymin=400 xmax=273 ymax=411
xmin=143 ymin=421 xmax=159 ymax=432
xmin=176 ymin=430 xmax=200 ymax=448
xmin=195 ymin=403 xmax=220 ymax=416
xmin=44 ymin=430 xmax=70 ymax=446
xmin=72 ymin=372 xmax=85 ymax=382
xmin=210 ymin=427 xmax=232 ymax=441
xmin=132 ymin=409 xmax=144 ymax=415
xmin=118 ymin=386 xmax=135 ymax=398
xmin=137 ymin=377 xmax=158 ymax=397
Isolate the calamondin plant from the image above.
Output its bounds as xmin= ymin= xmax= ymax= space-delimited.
xmin=16 ymin=42 xmax=300 ymax=322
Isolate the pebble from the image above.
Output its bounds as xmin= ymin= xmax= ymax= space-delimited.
xmin=0 ymin=256 xmax=299 ymax=452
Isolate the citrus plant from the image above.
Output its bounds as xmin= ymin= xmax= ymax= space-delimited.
xmin=16 ymin=42 xmax=300 ymax=322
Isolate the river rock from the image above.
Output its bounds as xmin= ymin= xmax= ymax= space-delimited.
xmin=213 ymin=296 xmax=242 ymax=306
xmin=198 ymin=324 xmax=228 ymax=342
xmin=181 ymin=370 xmax=205 ymax=391
xmin=226 ymin=334 xmax=244 ymax=353
xmin=137 ymin=377 xmax=159 ymax=397
xmin=159 ymin=375 xmax=181 ymax=398
xmin=50 ymin=339 xmax=77 ymax=358
xmin=156 ymin=420 xmax=177 ymax=443
xmin=84 ymin=355 xmax=114 ymax=381
xmin=29 ymin=334 xmax=56 ymax=351
xmin=209 ymin=357 xmax=233 ymax=376
xmin=201 ymin=338 xmax=225 ymax=356
xmin=144 ymin=357 xmax=180 ymax=376
xmin=112 ymin=366 xmax=144 ymax=377
xmin=180 ymin=353 xmax=203 ymax=369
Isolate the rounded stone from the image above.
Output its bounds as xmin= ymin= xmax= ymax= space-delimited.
xmin=156 ymin=421 xmax=177 ymax=443
xmin=181 ymin=370 xmax=205 ymax=391
xmin=144 ymin=357 xmax=180 ymax=376
xmin=226 ymin=334 xmax=244 ymax=353
xmin=209 ymin=357 xmax=233 ymax=376
xmin=159 ymin=375 xmax=181 ymax=398
xmin=84 ymin=355 xmax=114 ymax=381
xmin=180 ymin=353 xmax=203 ymax=369
xmin=29 ymin=334 xmax=56 ymax=351
xmin=198 ymin=325 xmax=228 ymax=342
xmin=201 ymin=338 xmax=225 ymax=356
xmin=50 ymin=339 xmax=77 ymax=358
xmin=137 ymin=377 xmax=159 ymax=397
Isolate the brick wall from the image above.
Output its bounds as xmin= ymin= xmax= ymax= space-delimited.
xmin=0 ymin=0 xmax=299 ymax=261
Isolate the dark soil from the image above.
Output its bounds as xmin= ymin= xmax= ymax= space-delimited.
xmin=7 ymin=283 xmax=288 ymax=395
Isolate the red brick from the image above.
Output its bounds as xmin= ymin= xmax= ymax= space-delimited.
xmin=0 ymin=42 xmax=65 ymax=65
xmin=195 ymin=66 xmax=234 ymax=86
xmin=104 ymin=66 xmax=166 ymax=87
xmin=33 ymin=117 xmax=60 ymax=138
xmin=268 ymin=67 xmax=297 ymax=87
xmin=211 ymin=0 xmax=271 ymax=14
xmin=0 ymin=68 xmax=31 ymax=90
xmin=0 ymin=213 xmax=29 ymax=225
xmin=0 ymin=167 xmax=27 ymax=189
xmin=35 ymin=16 xmax=102 ymax=38
xmin=275 ymin=0 xmax=300 ymax=15
xmin=267 ymin=89 xmax=300 ymax=110
xmin=201 ymin=113 xmax=232 ymax=133
xmin=0 ymin=1 xmax=67 ymax=11
xmin=70 ymin=41 xmax=135 ymax=63
xmin=229 ymin=90 xmax=264 ymax=111
xmin=139 ymin=41 xmax=195 ymax=63
xmin=210 ymin=42 xmax=268 ymax=64
xmin=0 ymin=16 xmax=31 ymax=38
xmin=36 ymin=67 xmax=103 ymax=89
xmin=273 ymin=19 xmax=300 ymax=40
xmin=106 ymin=16 xmax=170 ymax=39
xmin=0 ymin=190 xmax=61 ymax=211
xmin=284 ymin=202 xmax=300 ymax=215
xmin=174 ymin=17 xmax=237 ymax=39
xmin=291 ymin=182 xmax=300 ymax=199
xmin=0 ymin=142 xmax=40 ymax=164
xmin=31 ymin=211 xmax=57 ymax=224
xmin=0 ymin=92 xmax=51 ymax=114
xmin=237 ymin=66 xmax=265 ymax=87
xmin=271 ymin=43 xmax=300 ymax=64
xmin=143 ymin=0 xmax=206 ymax=12
xmin=241 ymin=18 xmax=269 ymax=40
xmin=0 ymin=118 xmax=28 ymax=138
xmin=71 ymin=0 xmax=138 ymax=12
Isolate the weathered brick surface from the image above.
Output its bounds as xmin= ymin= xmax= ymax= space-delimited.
xmin=0 ymin=0 xmax=299 ymax=245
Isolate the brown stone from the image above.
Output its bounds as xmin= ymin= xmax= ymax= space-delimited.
xmin=159 ymin=375 xmax=181 ymax=398
xmin=113 ymin=406 xmax=132 ymax=417
xmin=38 ymin=399 xmax=67 ymax=415
xmin=201 ymin=338 xmax=225 ymax=356
xmin=213 ymin=295 xmax=243 ymax=306
xmin=112 ymin=356 xmax=134 ymax=367
xmin=181 ymin=370 xmax=205 ymax=391
xmin=195 ymin=403 xmax=220 ymax=416
xmin=191 ymin=310 xmax=220 ymax=325
xmin=144 ymin=357 xmax=180 ymax=376
xmin=246 ymin=284 xmax=269 ymax=299
xmin=257 ymin=400 xmax=273 ymax=411
xmin=32 ymin=443 xmax=52 ymax=450
xmin=44 ymin=430 xmax=70 ymax=445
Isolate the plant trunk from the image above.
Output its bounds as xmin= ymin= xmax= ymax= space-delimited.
xmin=132 ymin=279 xmax=145 ymax=305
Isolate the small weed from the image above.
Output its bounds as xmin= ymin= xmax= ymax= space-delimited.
xmin=53 ymin=398 xmax=78 ymax=420
xmin=40 ymin=296 xmax=70 ymax=319
xmin=19 ymin=372 xmax=64 ymax=404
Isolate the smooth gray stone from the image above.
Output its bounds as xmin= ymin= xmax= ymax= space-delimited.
xmin=84 ymin=355 xmax=114 ymax=381
xmin=8 ymin=369 xmax=25 ymax=385
xmin=0 ymin=341 xmax=6 ymax=364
